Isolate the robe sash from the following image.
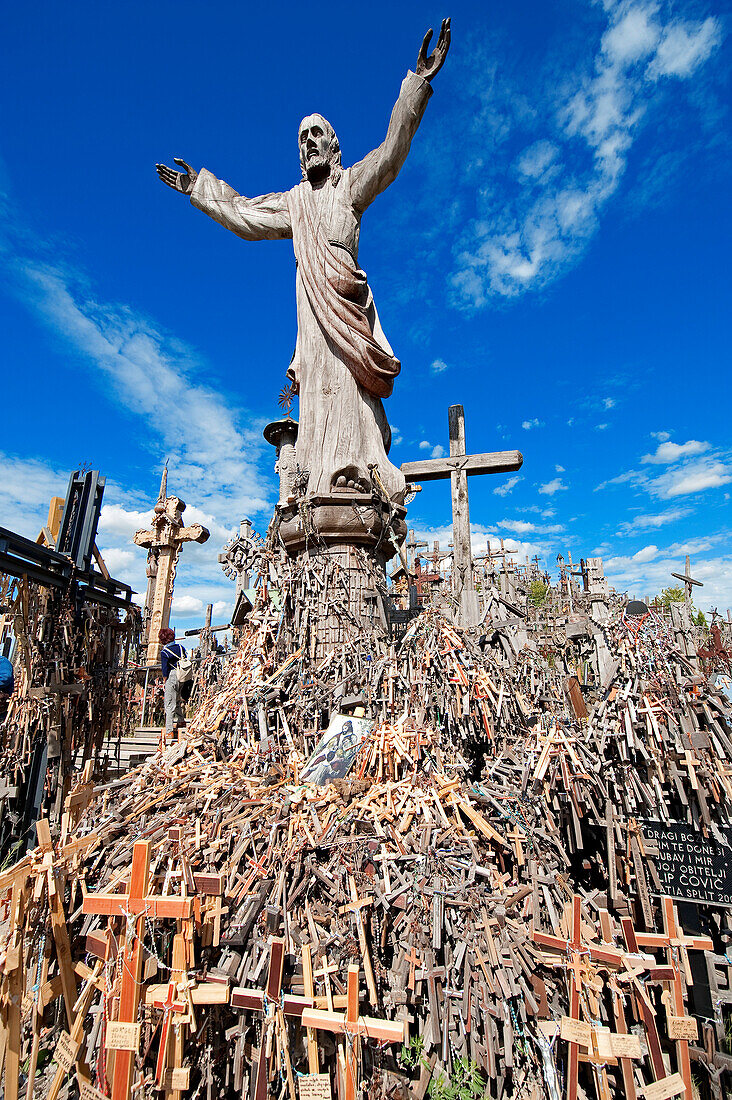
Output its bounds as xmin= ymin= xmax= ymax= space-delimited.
xmin=288 ymin=182 xmax=401 ymax=399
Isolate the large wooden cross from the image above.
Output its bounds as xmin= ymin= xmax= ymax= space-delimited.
xmin=401 ymin=405 xmax=522 ymax=626
xmin=301 ymin=964 xmax=405 ymax=1100
xmin=82 ymin=840 xmax=192 ymax=1100
xmin=133 ymin=467 xmax=210 ymax=666
xmin=671 ymin=554 xmax=703 ymax=606
xmin=231 ymin=936 xmax=312 ymax=1100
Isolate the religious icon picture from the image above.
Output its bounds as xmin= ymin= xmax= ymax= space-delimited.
xmin=301 ymin=714 xmax=373 ymax=785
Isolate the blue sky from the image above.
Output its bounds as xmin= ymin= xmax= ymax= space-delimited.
xmin=1 ymin=0 xmax=730 ymax=624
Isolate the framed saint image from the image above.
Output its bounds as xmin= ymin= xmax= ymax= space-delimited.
xmin=301 ymin=714 xmax=373 ymax=785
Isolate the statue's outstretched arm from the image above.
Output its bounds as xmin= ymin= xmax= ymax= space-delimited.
xmin=351 ymin=19 xmax=450 ymax=213
xmin=156 ymin=160 xmax=292 ymax=241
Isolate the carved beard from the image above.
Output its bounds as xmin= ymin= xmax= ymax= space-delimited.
xmin=305 ymin=153 xmax=331 ymax=183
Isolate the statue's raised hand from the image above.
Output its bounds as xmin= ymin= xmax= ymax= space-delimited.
xmin=416 ymin=17 xmax=451 ymax=82
xmin=156 ymin=158 xmax=198 ymax=195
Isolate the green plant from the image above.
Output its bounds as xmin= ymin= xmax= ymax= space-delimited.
xmin=695 ymin=609 xmax=708 ymax=628
xmin=659 ymin=586 xmax=685 ymax=606
xmin=399 ymin=1035 xmax=425 ymax=1072
xmin=399 ymin=1041 xmax=485 ymax=1100
xmin=529 ymin=580 xmax=549 ymax=607
xmin=428 ymin=1057 xmax=485 ymax=1100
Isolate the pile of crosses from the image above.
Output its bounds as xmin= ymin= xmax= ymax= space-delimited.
xmin=1 ymin=547 xmax=732 ymax=1100
xmin=0 ymin=568 xmax=140 ymax=865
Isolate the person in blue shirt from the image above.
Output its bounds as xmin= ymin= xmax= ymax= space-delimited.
xmin=159 ymin=627 xmax=186 ymax=738
xmin=0 ymin=654 xmax=13 ymax=721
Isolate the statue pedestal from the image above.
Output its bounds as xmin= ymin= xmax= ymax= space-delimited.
xmin=273 ymin=493 xmax=407 ymax=656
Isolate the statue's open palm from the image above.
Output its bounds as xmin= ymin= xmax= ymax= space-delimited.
xmin=416 ymin=17 xmax=451 ymax=82
xmin=156 ymin=158 xmax=198 ymax=194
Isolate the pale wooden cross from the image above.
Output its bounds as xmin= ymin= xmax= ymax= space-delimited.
xmin=301 ymin=964 xmax=405 ymax=1100
xmin=338 ymin=875 xmax=377 ymax=1003
xmin=401 ymin=404 xmax=523 ymax=626
xmin=133 ymin=467 xmax=210 ymax=665
xmin=152 ymin=980 xmax=187 ymax=1086
xmin=405 ymin=529 xmax=428 ymax=574
xmin=671 ymin=554 xmax=703 ymax=606
xmin=231 ymin=936 xmax=311 ymax=1100
xmin=82 ymin=840 xmax=193 ymax=1100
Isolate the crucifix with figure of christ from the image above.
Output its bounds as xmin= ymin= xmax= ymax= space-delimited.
xmin=671 ymin=554 xmax=703 ymax=607
xmin=401 ymin=405 xmax=522 ymax=626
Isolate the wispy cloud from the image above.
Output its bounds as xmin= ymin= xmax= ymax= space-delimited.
xmin=493 ymin=474 xmax=521 ymax=496
xmin=522 ymin=417 xmax=543 ymax=430
xmin=0 ymin=173 xmax=276 ymax=623
xmin=641 ymin=438 xmax=709 ymax=464
xmin=538 ymin=477 xmax=568 ymax=496
xmin=451 ymin=1 xmax=722 ymax=304
xmin=616 ymin=506 xmax=690 ymax=533
xmin=430 ymin=358 xmax=449 ymax=374
xmin=648 ymin=459 xmax=732 ymax=499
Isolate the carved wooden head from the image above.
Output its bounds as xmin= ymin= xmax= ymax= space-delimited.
xmin=298 ymin=113 xmax=342 ymax=183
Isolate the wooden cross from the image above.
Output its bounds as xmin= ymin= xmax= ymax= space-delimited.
xmin=82 ymin=840 xmax=193 ymax=1100
xmin=231 ymin=937 xmax=311 ymax=1100
xmin=133 ymin=467 xmax=210 ymax=665
xmin=301 ymin=964 xmax=405 ymax=1100
xmin=405 ymin=944 xmax=422 ymax=992
xmin=532 ymin=896 xmax=628 ymax=1100
xmin=405 ymin=529 xmax=428 ymax=574
xmin=152 ymin=981 xmax=187 ymax=1086
xmin=338 ymin=875 xmax=377 ymax=1003
xmin=629 ymin=896 xmax=712 ymax=1097
xmin=671 ymin=554 xmax=703 ymax=606
xmin=401 ymin=404 xmax=523 ymax=626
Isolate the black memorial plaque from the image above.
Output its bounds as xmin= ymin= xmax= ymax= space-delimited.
xmin=641 ymin=819 xmax=732 ymax=908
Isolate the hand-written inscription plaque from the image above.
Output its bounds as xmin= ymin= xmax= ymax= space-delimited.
xmin=53 ymin=1030 xmax=80 ymax=1073
xmin=560 ymin=1017 xmax=591 ymax=1046
xmin=641 ymin=819 xmax=732 ymax=908
xmin=105 ymin=1021 xmax=141 ymax=1051
xmin=641 ymin=1072 xmax=685 ymax=1100
xmin=667 ymin=1015 xmax=699 ymax=1041
xmin=80 ymin=1081 xmax=108 ymax=1100
xmin=298 ymin=1074 xmax=332 ymax=1100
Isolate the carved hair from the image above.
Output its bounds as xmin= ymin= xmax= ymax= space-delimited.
xmin=298 ymin=114 xmax=342 ymax=186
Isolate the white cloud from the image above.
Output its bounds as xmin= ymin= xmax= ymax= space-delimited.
xmin=522 ymin=418 xmax=542 ymax=430
xmin=0 ymin=452 xmax=70 ymax=537
xmin=390 ymin=425 xmax=403 ymax=446
xmin=419 ymin=440 xmax=431 ymax=450
xmin=172 ymin=594 xmax=205 ymax=615
xmin=516 ymin=140 xmax=559 ymax=179
xmin=98 ymin=503 xmax=152 ymax=539
xmin=431 ymin=444 xmax=445 ymax=459
xmin=430 ymin=358 xmax=449 ymax=374
xmin=596 ymin=423 xmax=609 ymax=431
xmin=538 ymin=477 xmax=568 ymax=496
xmin=100 ymin=547 xmax=137 ymax=574
xmin=499 ymin=519 xmax=564 ymax=535
xmin=555 ymin=464 xmax=565 ymax=473
xmin=603 ymin=397 xmax=616 ymax=409
xmin=493 ymin=475 xmax=521 ymax=497
xmin=641 ymin=439 xmax=709 ymax=464
xmin=617 ymin=507 xmax=690 ymax=532
xmin=649 ymin=460 xmax=732 ymax=499
xmin=651 ymin=430 xmax=670 ymax=442
xmin=451 ymin=3 xmax=721 ymax=302
xmin=648 ymin=17 xmax=721 ymax=79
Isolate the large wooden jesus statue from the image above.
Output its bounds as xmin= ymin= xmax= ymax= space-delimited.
xmin=157 ymin=21 xmax=450 ymax=506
